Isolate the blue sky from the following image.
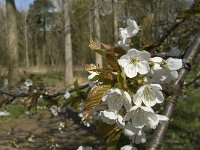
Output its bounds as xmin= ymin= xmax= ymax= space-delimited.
xmin=0 ymin=0 xmax=34 ymax=10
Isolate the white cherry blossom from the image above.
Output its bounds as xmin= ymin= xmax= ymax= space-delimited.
xmin=126 ymin=19 xmax=140 ymax=37
xmin=120 ymin=145 xmax=137 ymax=150
xmin=88 ymin=72 xmax=98 ymax=87
xmin=146 ymin=57 xmax=180 ymax=83
xmin=124 ymin=123 xmax=146 ymax=144
xmin=77 ymin=146 xmax=93 ymax=150
xmin=133 ymin=84 xmax=164 ymax=107
xmin=123 ymin=105 xmax=168 ymax=129
xmin=118 ymin=49 xmax=150 ymax=78
xmin=118 ymin=39 xmax=129 ymax=51
xmin=99 ymin=110 xmax=118 ymax=124
xmin=166 ymin=57 xmax=182 ymax=71
xmin=116 ymin=115 xmax=125 ymax=128
xmin=119 ymin=19 xmax=139 ymax=40
xmin=102 ymin=88 xmax=132 ymax=112
xmin=64 ymin=91 xmax=70 ymax=99
xmin=0 ymin=110 xmax=10 ymax=116
xmin=24 ymin=79 xmax=33 ymax=87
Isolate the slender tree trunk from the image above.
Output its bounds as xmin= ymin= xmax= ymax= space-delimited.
xmin=6 ymin=0 xmax=19 ymax=86
xmin=63 ymin=0 xmax=73 ymax=86
xmin=112 ymin=0 xmax=118 ymax=45
xmin=25 ymin=12 xmax=29 ymax=68
xmin=94 ymin=0 xmax=102 ymax=67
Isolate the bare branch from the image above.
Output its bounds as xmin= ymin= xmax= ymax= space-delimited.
xmin=0 ymin=82 xmax=89 ymax=102
xmin=147 ymin=32 xmax=200 ymax=150
xmin=146 ymin=19 xmax=185 ymax=51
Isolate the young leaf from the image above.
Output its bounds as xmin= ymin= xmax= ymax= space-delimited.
xmin=89 ymin=38 xmax=105 ymax=56
xmin=117 ymin=71 xmax=127 ymax=91
xmin=85 ymin=64 xmax=97 ymax=72
xmin=82 ymin=85 xmax=111 ymax=120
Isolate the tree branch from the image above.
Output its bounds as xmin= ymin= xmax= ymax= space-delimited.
xmin=146 ymin=19 xmax=185 ymax=51
xmin=0 ymin=82 xmax=89 ymax=102
xmin=147 ymin=32 xmax=200 ymax=150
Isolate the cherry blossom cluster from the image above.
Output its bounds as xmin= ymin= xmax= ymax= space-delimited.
xmin=84 ymin=19 xmax=183 ymax=150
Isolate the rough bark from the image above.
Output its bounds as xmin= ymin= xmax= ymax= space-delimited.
xmin=147 ymin=32 xmax=200 ymax=150
xmin=94 ymin=0 xmax=103 ymax=67
xmin=6 ymin=0 xmax=19 ymax=86
xmin=63 ymin=0 xmax=73 ymax=86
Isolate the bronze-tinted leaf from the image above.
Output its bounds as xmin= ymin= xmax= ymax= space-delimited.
xmin=82 ymin=85 xmax=111 ymax=120
xmin=85 ymin=64 xmax=97 ymax=72
xmin=113 ymin=47 xmax=126 ymax=57
xmin=89 ymin=38 xmax=105 ymax=55
xmin=106 ymin=53 xmax=121 ymax=71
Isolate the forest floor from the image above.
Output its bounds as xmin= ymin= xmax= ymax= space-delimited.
xmin=0 ymin=109 xmax=102 ymax=150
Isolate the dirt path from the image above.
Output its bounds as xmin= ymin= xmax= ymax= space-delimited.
xmin=0 ymin=110 xmax=102 ymax=150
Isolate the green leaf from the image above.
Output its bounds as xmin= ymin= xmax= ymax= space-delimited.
xmin=117 ymin=71 xmax=127 ymax=90
xmin=140 ymin=14 xmax=155 ymax=48
xmin=82 ymin=85 xmax=111 ymax=120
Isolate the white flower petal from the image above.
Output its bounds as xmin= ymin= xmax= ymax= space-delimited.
xmin=120 ymin=145 xmax=137 ymax=150
xmin=118 ymin=55 xmax=131 ymax=68
xmin=127 ymin=49 xmax=139 ymax=57
xmin=77 ymin=146 xmax=93 ymax=150
xmin=137 ymin=61 xmax=150 ymax=75
xmin=156 ymin=114 xmax=169 ymax=124
xmin=155 ymin=90 xmax=164 ymax=103
xmin=134 ymin=130 xmax=146 ymax=144
xmin=119 ymin=28 xmax=127 ymax=40
xmin=124 ymin=123 xmax=137 ymax=137
xmin=99 ymin=110 xmax=117 ymax=124
xmin=166 ymin=58 xmax=182 ymax=70
xmin=124 ymin=64 xmax=137 ymax=78
xmin=64 ymin=92 xmax=70 ymax=99
xmin=133 ymin=93 xmax=142 ymax=106
xmin=123 ymin=91 xmax=132 ymax=111
xmin=140 ymin=106 xmax=154 ymax=113
xmin=137 ymin=51 xmax=151 ymax=61
xmin=150 ymin=57 xmax=163 ymax=63
xmin=146 ymin=113 xmax=159 ymax=129
xmin=123 ymin=106 xmax=138 ymax=122
xmin=116 ymin=115 xmax=125 ymax=128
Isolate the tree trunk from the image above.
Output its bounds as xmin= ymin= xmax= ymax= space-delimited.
xmin=112 ymin=0 xmax=118 ymax=45
xmin=6 ymin=0 xmax=19 ymax=86
xmin=24 ymin=12 xmax=29 ymax=68
xmin=63 ymin=0 xmax=73 ymax=86
xmin=94 ymin=0 xmax=102 ymax=67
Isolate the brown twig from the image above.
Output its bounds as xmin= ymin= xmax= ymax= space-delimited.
xmin=147 ymin=32 xmax=200 ymax=150
xmin=146 ymin=19 xmax=185 ymax=51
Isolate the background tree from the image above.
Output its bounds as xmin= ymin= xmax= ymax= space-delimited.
xmin=63 ymin=0 xmax=73 ymax=86
xmin=6 ymin=0 xmax=19 ymax=85
xmin=94 ymin=0 xmax=103 ymax=67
